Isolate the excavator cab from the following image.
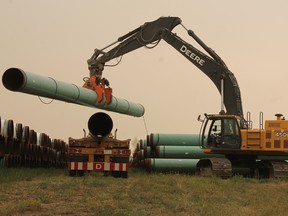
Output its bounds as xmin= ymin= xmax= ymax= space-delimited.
xmin=200 ymin=114 xmax=242 ymax=150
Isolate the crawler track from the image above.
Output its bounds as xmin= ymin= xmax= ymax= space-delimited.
xmin=196 ymin=158 xmax=232 ymax=179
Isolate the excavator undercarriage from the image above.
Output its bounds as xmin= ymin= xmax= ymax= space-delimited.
xmin=196 ymin=157 xmax=288 ymax=179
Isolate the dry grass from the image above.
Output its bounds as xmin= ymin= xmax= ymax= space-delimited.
xmin=1 ymin=168 xmax=288 ymax=216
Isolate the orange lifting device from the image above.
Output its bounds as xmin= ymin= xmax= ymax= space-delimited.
xmin=83 ymin=76 xmax=112 ymax=105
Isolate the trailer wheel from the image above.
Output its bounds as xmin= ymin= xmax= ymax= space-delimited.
xmin=78 ymin=170 xmax=85 ymax=177
xmin=69 ymin=170 xmax=77 ymax=177
xmin=121 ymin=171 xmax=128 ymax=178
xmin=103 ymin=171 xmax=110 ymax=177
xmin=112 ymin=171 xmax=121 ymax=178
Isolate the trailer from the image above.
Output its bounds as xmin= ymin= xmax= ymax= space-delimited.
xmin=68 ymin=135 xmax=131 ymax=178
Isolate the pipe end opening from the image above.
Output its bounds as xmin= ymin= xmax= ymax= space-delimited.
xmin=2 ymin=68 xmax=26 ymax=91
xmin=88 ymin=112 xmax=113 ymax=138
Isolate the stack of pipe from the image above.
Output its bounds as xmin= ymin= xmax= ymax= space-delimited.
xmin=0 ymin=116 xmax=68 ymax=168
xmin=132 ymin=133 xmax=288 ymax=175
xmin=131 ymin=133 xmax=223 ymax=174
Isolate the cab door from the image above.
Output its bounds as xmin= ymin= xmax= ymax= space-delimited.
xmin=201 ymin=116 xmax=241 ymax=149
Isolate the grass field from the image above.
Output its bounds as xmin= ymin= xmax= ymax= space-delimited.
xmin=1 ymin=168 xmax=288 ymax=216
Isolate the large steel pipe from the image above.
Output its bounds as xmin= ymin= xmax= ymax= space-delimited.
xmin=149 ymin=133 xmax=200 ymax=147
xmin=155 ymin=146 xmax=224 ymax=159
xmin=2 ymin=68 xmax=145 ymax=117
xmin=88 ymin=112 xmax=113 ymax=138
xmin=145 ymin=158 xmax=199 ymax=174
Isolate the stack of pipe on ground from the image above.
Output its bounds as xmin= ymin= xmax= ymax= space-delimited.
xmin=131 ymin=133 xmax=223 ymax=174
xmin=131 ymin=133 xmax=288 ymax=175
xmin=0 ymin=116 xmax=68 ymax=168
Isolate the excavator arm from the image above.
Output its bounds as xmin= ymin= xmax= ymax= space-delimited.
xmin=86 ymin=16 xmax=243 ymax=118
xmin=87 ymin=17 xmax=181 ymax=77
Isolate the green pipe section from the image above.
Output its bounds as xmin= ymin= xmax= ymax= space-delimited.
xmin=143 ymin=146 xmax=157 ymax=158
xmin=2 ymin=68 xmax=145 ymax=117
xmin=146 ymin=135 xmax=151 ymax=146
xmin=144 ymin=146 xmax=151 ymax=158
xmin=149 ymin=133 xmax=200 ymax=147
xmin=155 ymin=146 xmax=288 ymax=161
xmin=136 ymin=150 xmax=144 ymax=160
xmin=139 ymin=139 xmax=147 ymax=149
xmin=145 ymin=158 xmax=199 ymax=173
xmin=155 ymin=146 xmax=224 ymax=159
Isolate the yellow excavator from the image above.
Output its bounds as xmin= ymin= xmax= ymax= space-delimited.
xmin=84 ymin=16 xmax=288 ymax=178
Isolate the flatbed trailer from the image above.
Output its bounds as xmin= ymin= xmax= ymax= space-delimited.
xmin=68 ymin=136 xmax=131 ymax=178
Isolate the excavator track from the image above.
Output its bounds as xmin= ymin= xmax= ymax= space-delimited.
xmin=251 ymin=160 xmax=288 ymax=178
xmin=196 ymin=158 xmax=232 ymax=179
xmin=270 ymin=161 xmax=288 ymax=178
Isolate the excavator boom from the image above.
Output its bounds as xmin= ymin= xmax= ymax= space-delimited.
xmin=87 ymin=16 xmax=243 ymax=119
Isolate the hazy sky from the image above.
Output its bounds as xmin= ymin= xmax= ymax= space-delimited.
xmin=1 ymin=0 xmax=288 ymax=142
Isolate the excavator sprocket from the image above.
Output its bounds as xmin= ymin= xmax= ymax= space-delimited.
xmin=270 ymin=161 xmax=288 ymax=178
xmin=196 ymin=158 xmax=232 ymax=179
xmin=252 ymin=160 xmax=288 ymax=179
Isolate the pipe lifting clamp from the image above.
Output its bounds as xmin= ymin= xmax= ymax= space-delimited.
xmin=83 ymin=76 xmax=112 ymax=105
